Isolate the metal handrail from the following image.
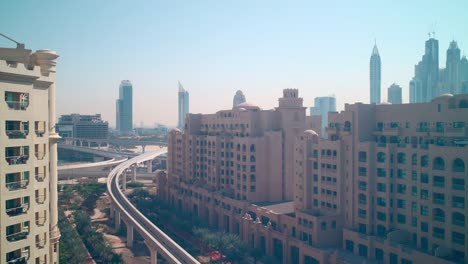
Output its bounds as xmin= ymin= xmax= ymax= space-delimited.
xmin=6 ymin=204 xmax=29 ymax=216
xmin=6 ymin=130 xmax=28 ymax=139
xmin=5 ymin=101 xmax=29 ymax=110
xmin=5 ymin=155 xmax=29 ymax=165
xmin=5 ymin=180 xmax=29 ymax=190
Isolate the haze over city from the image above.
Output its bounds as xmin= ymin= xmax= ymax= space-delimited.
xmin=1 ymin=0 xmax=467 ymax=127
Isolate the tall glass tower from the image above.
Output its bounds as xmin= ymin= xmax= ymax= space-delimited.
xmin=116 ymin=80 xmax=133 ymax=133
xmin=178 ymin=81 xmax=189 ymax=129
xmin=370 ymin=44 xmax=381 ymax=104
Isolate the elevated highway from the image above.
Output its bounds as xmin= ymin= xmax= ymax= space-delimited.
xmin=107 ymin=149 xmax=199 ymax=264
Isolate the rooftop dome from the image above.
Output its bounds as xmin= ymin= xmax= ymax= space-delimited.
xmin=236 ymin=102 xmax=260 ymax=110
xmin=303 ymin=130 xmax=319 ymax=137
xmin=432 ymin=93 xmax=454 ymax=101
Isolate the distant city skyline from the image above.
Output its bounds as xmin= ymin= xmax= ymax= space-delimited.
xmin=1 ymin=1 xmax=467 ymax=126
xmin=177 ymin=82 xmax=189 ymax=129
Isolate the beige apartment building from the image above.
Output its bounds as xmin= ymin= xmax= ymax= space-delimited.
xmin=161 ymin=90 xmax=467 ymax=264
xmin=0 ymin=46 xmax=60 ymax=263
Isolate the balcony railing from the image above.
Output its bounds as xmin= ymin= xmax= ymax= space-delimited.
xmin=36 ymin=194 xmax=46 ymax=204
xmin=35 ymin=173 xmax=45 ymax=182
xmin=6 ymin=204 xmax=29 ymax=217
xmin=433 ymin=199 xmax=445 ymax=205
xmin=6 ymin=130 xmax=28 ymax=139
xmin=7 ymin=256 xmax=26 ymax=264
xmin=35 ymin=151 xmax=45 ymax=160
xmin=453 ymin=184 xmax=465 ymax=191
xmin=453 ymin=202 xmax=464 ymax=209
xmin=6 ymin=231 xmax=29 ymax=242
xmin=5 ymin=180 xmax=29 ymax=191
xmin=433 ymin=216 xmax=445 ymax=223
xmin=35 ymin=128 xmax=45 ymax=137
xmin=6 ymin=155 xmax=29 ymax=165
xmin=5 ymin=101 xmax=28 ymax=110
xmin=35 ymin=238 xmax=46 ymax=249
xmin=35 ymin=216 xmax=47 ymax=226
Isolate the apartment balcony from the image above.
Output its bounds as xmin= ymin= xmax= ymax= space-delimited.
xmin=35 ymin=151 xmax=45 ymax=160
xmin=36 ymin=194 xmax=46 ymax=204
xmin=35 ymin=173 xmax=45 ymax=182
xmin=6 ymin=130 xmax=28 ymax=139
xmin=373 ymin=127 xmax=401 ymax=136
xmin=35 ymin=121 xmax=46 ymax=137
xmin=35 ymin=235 xmax=47 ymax=249
xmin=5 ymin=179 xmax=29 ymax=191
xmin=5 ymin=101 xmax=29 ymax=110
xmin=6 ymin=204 xmax=29 ymax=217
xmin=5 ymin=155 xmax=29 ymax=165
xmin=445 ymin=127 xmax=467 ymax=137
xmin=5 ymin=92 xmax=29 ymax=110
xmin=6 ymin=230 xmax=29 ymax=242
xmin=7 ymin=256 xmax=27 ymax=264
xmin=35 ymin=215 xmax=47 ymax=226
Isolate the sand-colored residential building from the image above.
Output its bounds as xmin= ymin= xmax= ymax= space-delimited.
xmin=0 ymin=46 xmax=60 ymax=263
xmin=161 ymin=90 xmax=467 ymax=264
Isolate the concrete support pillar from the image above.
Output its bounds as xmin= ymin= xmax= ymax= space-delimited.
xmin=145 ymin=240 xmax=158 ymax=264
xmin=132 ymin=166 xmax=137 ymax=182
xmin=126 ymin=223 xmax=133 ymax=248
xmin=115 ymin=211 xmax=121 ymax=230
xmin=147 ymin=160 xmax=153 ymax=173
xmin=109 ymin=206 xmax=115 ymax=218
xmin=150 ymin=249 xmax=158 ymax=264
xmin=142 ymin=145 xmax=146 ymax=153
xmin=122 ymin=172 xmax=127 ymax=191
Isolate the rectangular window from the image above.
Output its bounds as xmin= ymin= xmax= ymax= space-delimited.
xmin=397 ymin=199 xmax=406 ymax=209
xmin=397 ymin=169 xmax=406 ymax=179
xmin=420 ymin=205 xmax=428 ymax=216
xmin=433 ymin=176 xmax=445 ymax=188
xmin=377 ymin=212 xmax=386 ymax=221
xmin=397 ymin=214 xmax=406 ymax=224
xmin=421 ymin=173 xmax=429 ymax=183
xmin=358 ymin=167 xmax=367 ymax=176
xmin=358 ymin=209 xmax=367 ymax=219
xmin=420 ymin=189 xmax=429 ymax=200
xmin=421 ymin=222 xmax=428 ymax=232
xmin=433 ymin=193 xmax=445 ymax=205
xmin=377 ymin=197 xmax=386 ymax=207
xmin=411 ymin=186 xmax=417 ymax=197
xmin=377 ymin=168 xmax=386 ymax=177
xmin=453 ymin=178 xmax=465 ymax=190
xmin=453 ymin=196 xmax=465 ymax=209
xmin=377 ymin=183 xmax=386 ymax=193
xmin=397 ymin=184 xmax=406 ymax=194
xmin=433 ymin=227 xmax=445 ymax=239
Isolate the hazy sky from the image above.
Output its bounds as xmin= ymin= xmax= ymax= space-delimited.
xmin=1 ymin=1 xmax=467 ymax=127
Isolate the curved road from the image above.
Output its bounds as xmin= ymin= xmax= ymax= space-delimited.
xmin=107 ymin=149 xmax=200 ymax=264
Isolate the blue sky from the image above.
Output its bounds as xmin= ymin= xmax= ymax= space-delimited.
xmin=1 ymin=1 xmax=467 ymax=127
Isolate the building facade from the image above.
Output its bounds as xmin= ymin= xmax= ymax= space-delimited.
xmin=310 ymin=96 xmax=336 ymax=138
xmin=116 ymin=80 xmax=133 ymax=133
xmin=370 ymin=44 xmax=381 ymax=104
xmin=387 ymin=83 xmax=403 ymax=104
xmin=57 ymin=113 xmax=108 ymax=139
xmin=161 ymin=89 xmax=467 ymax=264
xmin=0 ymin=47 xmax=60 ymax=263
xmin=177 ymin=81 xmax=189 ymax=129
xmin=233 ymin=90 xmax=246 ymax=108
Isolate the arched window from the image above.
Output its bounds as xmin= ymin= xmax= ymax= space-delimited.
xmin=412 ymin=154 xmax=417 ymax=165
xmin=250 ymin=155 xmax=256 ymax=162
xmin=433 ymin=208 xmax=445 ymax=222
xmin=358 ymin=194 xmax=366 ymax=205
xmin=326 ymin=150 xmax=331 ymax=156
xmin=237 ymin=144 xmax=241 ymax=151
xmin=377 ymin=152 xmax=386 ymax=163
xmin=453 ymin=212 xmax=465 ymax=227
xmin=433 ymin=157 xmax=445 ymax=170
xmin=421 ymin=155 xmax=429 ymax=167
xmin=453 ymin=158 xmax=465 ymax=172
xmin=250 ymin=144 xmax=256 ymax=152
xmin=397 ymin=153 xmax=406 ymax=164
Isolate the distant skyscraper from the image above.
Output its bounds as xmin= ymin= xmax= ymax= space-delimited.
xmin=387 ymin=83 xmax=402 ymax=104
xmin=409 ymin=78 xmax=423 ymax=103
xmin=459 ymin=56 xmax=468 ymax=93
xmin=370 ymin=44 xmax=381 ymax=104
xmin=446 ymin=41 xmax=461 ymax=94
xmin=178 ymin=81 xmax=189 ymax=129
xmin=310 ymin=96 xmax=336 ymax=138
xmin=232 ymin=90 xmax=246 ymax=108
xmin=116 ymin=80 xmax=133 ymax=133
xmin=412 ymin=36 xmax=439 ymax=102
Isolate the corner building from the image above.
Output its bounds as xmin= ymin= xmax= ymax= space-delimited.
xmin=162 ymin=89 xmax=467 ymax=264
xmin=0 ymin=47 xmax=60 ymax=263
xmin=296 ymin=93 xmax=467 ymax=263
